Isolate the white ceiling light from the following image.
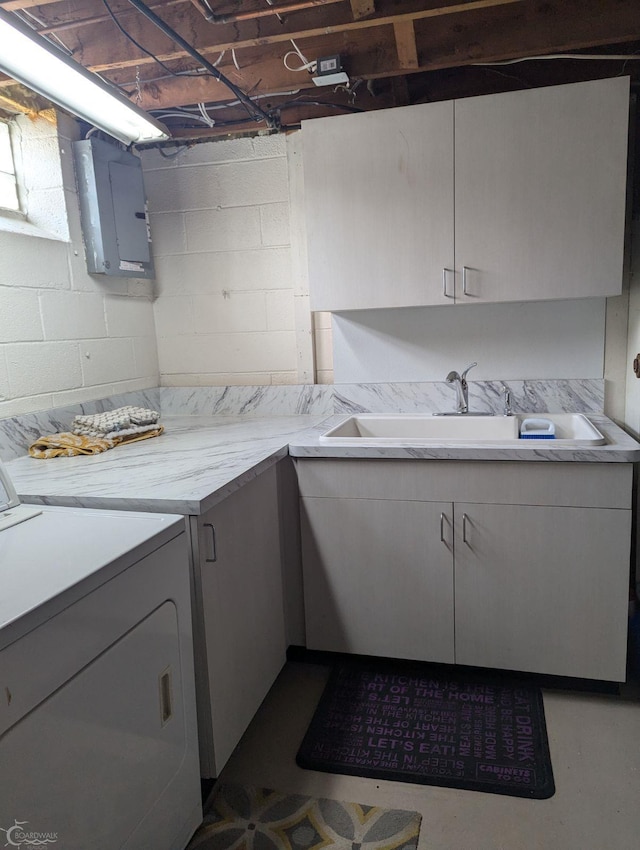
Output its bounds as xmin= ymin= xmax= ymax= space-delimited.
xmin=0 ymin=8 xmax=169 ymax=144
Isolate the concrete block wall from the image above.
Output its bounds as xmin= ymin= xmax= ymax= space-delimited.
xmin=142 ymin=132 xmax=326 ymax=386
xmin=0 ymin=112 xmax=159 ymax=418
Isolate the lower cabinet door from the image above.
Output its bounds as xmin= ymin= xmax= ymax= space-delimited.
xmin=198 ymin=465 xmax=287 ymax=775
xmin=453 ymin=503 xmax=631 ymax=680
xmin=301 ymin=497 xmax=455 ymax=662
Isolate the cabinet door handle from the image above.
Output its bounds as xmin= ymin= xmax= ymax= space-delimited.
xmin=462 ymin=266 xmax=470 ymax=296
xmin=203 ymin=522 xmax=217 ymax=562
xmin=440 ymin=512 xmax=446 ymax=543
xmin=442 ymin=268 xmax=454 ymax=298
xmin=462 ymin=513 xmax=470 ymax=545
xmin=159 ymin=666 xmax=173 ymax=726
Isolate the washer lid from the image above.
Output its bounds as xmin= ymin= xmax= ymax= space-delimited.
xmin=0 ymin=458 xmax=42 ymax=531
xmin=0 ymin=456 xmax=20 ymax=512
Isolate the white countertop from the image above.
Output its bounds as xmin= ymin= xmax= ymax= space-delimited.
xmin=5 ymin=412 xmax=638 ymax=520
xmin=287 ymin=413 xmax=640 ymax=462
xmin=6 ymin=415 xmax=328 ymax=515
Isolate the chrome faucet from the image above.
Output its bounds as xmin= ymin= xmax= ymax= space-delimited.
xmin=501 ymin=382 xmax=513 ymax=417
xmin=445 ymin=362 xmax=477 ymax=414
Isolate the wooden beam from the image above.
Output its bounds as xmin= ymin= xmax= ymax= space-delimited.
xmin=36 ymin=0 xmax=345 ymax=36
xmin=37 ymin=0 xmax=189 ymax=35
xmin=350 ymin=0 xmax=375 ymax=20
xmin=0 ymin=82 xmax=53 ymax=114
xmin=0 ymin=0 xmax=63 ymax=10
xmin=193 ymin=0 xmax=345 ymax=25
xmin=410 ymin=0 xmax=640 ymax=72
xmin=111 ymin=30 xmax=392 ymax=108
xmin=93 ymin=0 xmax=640 ymax=110
xmin=132 ymin=57 xmax=310 ymax=110
xmin=4 ymin=0 xmax=640 ymax=104
xmin=394 ymin=20 xmax=419 ymax=69
xmin=1 ymin=0 xmax=344 ymax=27
xmin=0 ymin=90 xmax=34 ymax=113
xmin=187 ymin=0 xmax=205 ymax=18
xmin=72 ymin=0 xmax=525 ymax=73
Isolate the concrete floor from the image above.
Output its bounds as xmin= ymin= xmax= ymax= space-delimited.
xmin=218 ymin=661 xmax=640 ymax=850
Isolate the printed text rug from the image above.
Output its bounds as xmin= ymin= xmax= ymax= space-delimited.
xmin=187 ymin=783 xmax=422 ymax=850
xmin=297 ymin=662 xmax=555 ymax=799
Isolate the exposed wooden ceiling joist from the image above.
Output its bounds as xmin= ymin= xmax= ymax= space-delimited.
xmin=0 ymin=0 xmax=638 ymax=132
xmin=350 ymin=0 xmax=375 ymax=20
xmin=116 ymin=29 xmax=390 ymax=109
xmin=394 ymin=19 xmax=419 ymax=69
xmin=0 ymin=0 xmax=61 ymax=10
xmin=70 ymin=0 xmax=526 ymax=73
xmin=31 ymin=0 xmax=344 ymax=36
xmin=98 ymin=0 xmax=640 ymax=111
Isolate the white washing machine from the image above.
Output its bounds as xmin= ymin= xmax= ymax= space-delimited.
xmin=0 ymin=461 xmax=202 ymax=849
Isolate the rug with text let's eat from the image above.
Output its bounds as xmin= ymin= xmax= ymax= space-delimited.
xmin=297 ymin=662 xmax=555 ymax=799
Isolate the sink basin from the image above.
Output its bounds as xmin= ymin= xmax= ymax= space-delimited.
xmin=320 ymin=413 xmax=606 ymax=446
xmin=322 ymin=414 xmax=519 ymax=442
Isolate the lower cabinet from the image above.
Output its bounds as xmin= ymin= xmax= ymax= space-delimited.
xmin=301 ymin=497 xmax=454 ymax=662
xmin=298 ymin=460 xmax=632 ymax=681
xmin=453 ymin=503 xmax=631 ymax=679
xmin=190 ymin=464 xmax=287 ymax=777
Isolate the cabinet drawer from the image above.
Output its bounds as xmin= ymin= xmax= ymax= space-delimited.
xmin=296 ymin=459 xmax=632 ymax=509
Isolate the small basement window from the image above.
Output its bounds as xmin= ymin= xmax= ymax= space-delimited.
xmin=0 ymin=120 xmax=19 ymax=212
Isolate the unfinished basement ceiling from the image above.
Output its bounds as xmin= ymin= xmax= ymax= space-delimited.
xmin=1 ymin=0 xmax=640 ymax=141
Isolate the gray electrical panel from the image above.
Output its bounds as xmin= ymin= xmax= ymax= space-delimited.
xmin=73 ymin=137 xmax=155 ymax=279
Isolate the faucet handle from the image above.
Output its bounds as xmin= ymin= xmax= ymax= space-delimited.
xmin=460 ymin=362 xmax=477 ymax=381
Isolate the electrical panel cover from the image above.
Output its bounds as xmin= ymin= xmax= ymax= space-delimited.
xmin=73 ymin=137 xmax=155 ymax=279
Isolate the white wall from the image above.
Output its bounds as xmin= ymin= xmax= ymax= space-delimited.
xmin=0 ymin=112 xmax=159 ymax=418
xmin=329 ymin=293 xmax=633 ymax=422
xmin=331 ymin=299 xmax=606 ymax=382
xmin=141 ymin=134 xmax=310 ymax=386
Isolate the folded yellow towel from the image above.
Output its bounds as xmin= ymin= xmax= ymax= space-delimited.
xmin=29 ymin=427 xmax=164 ymax=459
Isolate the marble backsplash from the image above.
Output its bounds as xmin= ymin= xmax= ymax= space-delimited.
xmin=0 ymin=380 xmax=604 ymax=461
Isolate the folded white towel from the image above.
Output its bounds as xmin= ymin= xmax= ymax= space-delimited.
xmin=72 ymin=405 xmax=160 ymax=438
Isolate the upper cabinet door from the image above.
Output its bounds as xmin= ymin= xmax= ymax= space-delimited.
xmin=303 ymin=102 xmax=455 ymax=311
xmin=454 ymin=77 xmax=630 ymax=304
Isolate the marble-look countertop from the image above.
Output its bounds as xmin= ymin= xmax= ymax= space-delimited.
xmin=287 ymin=413 xmax=640 ymax=462
xmin=5 ymin=411 xmax=639 ymax=518
xmin=5 ymin=415 xmax=328 ymax=516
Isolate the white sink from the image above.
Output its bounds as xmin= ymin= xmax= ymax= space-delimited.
xmin=322 ymin=414 xmax=519 ymax=441
xmin=320 ymin=413 xmax=606 ymax=446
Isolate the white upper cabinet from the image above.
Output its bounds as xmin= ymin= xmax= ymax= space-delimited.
xmin=303 ymin=101 xmax=455 ymax=311
xmin=454 ymin=77 xmax=630 ymax=304
xmin=302 ymin=77 xmax=629 ymax=312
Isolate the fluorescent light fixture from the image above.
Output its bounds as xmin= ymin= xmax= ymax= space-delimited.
xmin=0 ymin=8 xmax=169 ymax=144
